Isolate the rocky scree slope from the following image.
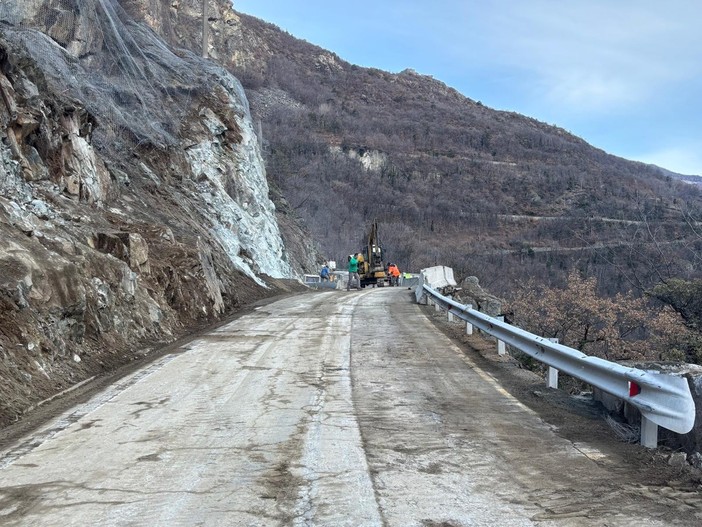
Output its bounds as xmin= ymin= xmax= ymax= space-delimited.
xmin=0 ymin=0 xmax=309 ymax=426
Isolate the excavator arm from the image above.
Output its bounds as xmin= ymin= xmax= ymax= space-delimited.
xmin=360 ymin=220 xmax=388 ymax=287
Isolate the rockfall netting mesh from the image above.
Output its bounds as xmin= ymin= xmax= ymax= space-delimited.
xmin=0 ymin=0 xmax=221 ymax=153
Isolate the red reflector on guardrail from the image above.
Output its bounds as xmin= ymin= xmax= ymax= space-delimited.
xmin=629 ymin=381 xmax=641 ymax=397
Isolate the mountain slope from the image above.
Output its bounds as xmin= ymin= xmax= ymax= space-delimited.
xmin=119 ymin=1 xmax=700 ymax=295
xmin=220 ymin=9 xmax=702 ymax=294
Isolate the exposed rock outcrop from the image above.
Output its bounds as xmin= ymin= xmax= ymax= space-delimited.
xmin=456 ymin=276 xmax=503 ymax=317
xmin=0 ymin=0 xmax=305 ymax=425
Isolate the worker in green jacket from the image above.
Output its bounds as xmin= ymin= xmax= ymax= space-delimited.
xmin=347 ymin=253 xmax=360 ymax=291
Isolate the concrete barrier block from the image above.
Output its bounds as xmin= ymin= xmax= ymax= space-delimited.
xmin=421 ymin=266 xmax=457 ymax=289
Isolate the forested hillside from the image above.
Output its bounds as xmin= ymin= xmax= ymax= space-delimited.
xmin=225 ymin=13 xmax=702 ymax=297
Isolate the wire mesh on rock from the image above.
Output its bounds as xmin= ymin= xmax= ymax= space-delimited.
xmin=1 ymin=0 xmax=219 ymax=156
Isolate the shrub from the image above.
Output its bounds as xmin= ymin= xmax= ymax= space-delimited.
xmin=508 ymin=270 xmax=696 ymax=362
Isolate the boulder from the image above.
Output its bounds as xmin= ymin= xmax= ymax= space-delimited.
xmin=457 ymin=276 xmax=502 ymax=316
xmin=92 ymin=231 xmax=150 ymax=274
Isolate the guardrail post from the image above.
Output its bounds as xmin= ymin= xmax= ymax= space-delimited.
xmin=546 ymin=338 xmax=559 ymax=389
xmin=448 ymin=310 xmax=455 ymax=322
xmin=497 ymin=316 xmax=506 ymax=355
xmin=464 ymin=304 xmax=473 ymax=335
xmin=435 ymin=302 xmax=441 ymax=312
xmin=640 ymin=416 xmax=658 ymax=448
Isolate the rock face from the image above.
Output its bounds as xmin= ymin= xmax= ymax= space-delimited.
xmin=456 ymin=276 xmax=503 ymax=317
xmin=0 ymin=0 xmax=302 ymax=425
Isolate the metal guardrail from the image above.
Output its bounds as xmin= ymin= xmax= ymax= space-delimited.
xmin=421 ymin=284 xmax=696 ymax=438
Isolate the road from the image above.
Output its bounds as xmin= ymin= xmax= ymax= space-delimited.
xmin=0 ymin=288 xmax=700 ymax=526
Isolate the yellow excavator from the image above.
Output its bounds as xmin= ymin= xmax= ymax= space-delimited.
xmin=357 ymin=220 xmax=388 ymax=287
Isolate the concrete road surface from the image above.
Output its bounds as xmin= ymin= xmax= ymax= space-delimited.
xmin=0 ymin=288 xmax=700 ymax=526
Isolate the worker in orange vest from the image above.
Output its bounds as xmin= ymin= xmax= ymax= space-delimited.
xmin=388 ymin=263 xmax=401 ymax=286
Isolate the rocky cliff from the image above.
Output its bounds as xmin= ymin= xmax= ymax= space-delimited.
xmin=0 ymin=0 xmax=308 ymax=425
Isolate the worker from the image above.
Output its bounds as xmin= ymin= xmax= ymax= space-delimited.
xmin=388 ymin=263 xmax=400 ymax=286
xmin=347 ymin=253 xmax=360 ymax=291
xmin=320 ymin=263 xmax=330 ymax=281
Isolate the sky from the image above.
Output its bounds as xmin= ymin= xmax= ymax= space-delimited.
xmin=234 ymin=1 xmax=702 ymax=176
